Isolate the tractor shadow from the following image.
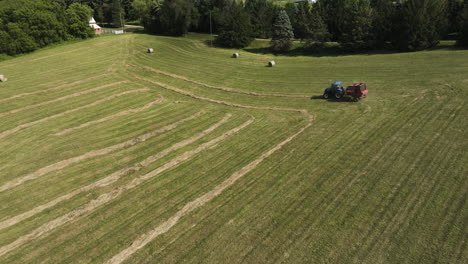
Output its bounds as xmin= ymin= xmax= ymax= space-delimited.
xmin=310 ymin=96 xmax=357 ymax=103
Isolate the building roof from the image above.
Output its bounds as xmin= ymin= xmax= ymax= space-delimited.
xmin=89 ymin=17 xmax=97 ymax=24
xmin=90 ymin=24 xmax=101 ymax=29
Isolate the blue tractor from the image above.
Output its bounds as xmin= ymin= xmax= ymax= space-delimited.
xmin=323 ymin=81 xmax=345 ymax=99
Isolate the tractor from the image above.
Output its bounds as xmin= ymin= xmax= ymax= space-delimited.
xmin=322 ymin=81 xmax=368 ymax=101
xmin=323 ymin=81 xmax=345 ymax=99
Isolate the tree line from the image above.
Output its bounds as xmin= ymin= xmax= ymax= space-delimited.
xmin=1 ymin=0 xmax=467 ymax=56
xmin=131 ymin=0 xmax=468 ymax=52
xmin=0 ymin=0 xmax=95 ymax=55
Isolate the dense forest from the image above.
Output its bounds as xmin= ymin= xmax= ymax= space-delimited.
xmin=1 ymin=0 xmax=467 ymax=56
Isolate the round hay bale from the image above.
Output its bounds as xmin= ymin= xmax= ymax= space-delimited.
xmin=268 ymin=61 xmax=276 ymax=67
xmin=147 ymin=48 xmax=154 ymax=54
xmin=232 ymin=53 xmax=239 ymax=58
xmin=0 ymin=74 xmax=7 ymax=82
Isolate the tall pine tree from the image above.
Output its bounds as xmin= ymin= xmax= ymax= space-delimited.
xmin=338 ymin=0 xmax=373 ymax=51
xmin=392 ymin=0 xmax=448 ymax=51
xmin=304 ymin=7 xmax=330 ymax=52
xmin=111 ymin=0 xmax=124 ymax=27
xmin=215 ymin=0 xmax=253 ymax=48
xmin=270 ymin=10 xmax=294 ymax=53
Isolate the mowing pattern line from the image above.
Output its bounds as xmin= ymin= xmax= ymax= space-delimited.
xmin=0 ymin=113 xmax=232 ymax=232
xmin=0 ymin=48 xmax=87 ymax=69
xmin=0 ymin=112 xmax=204 ymax=193
xmin=0 ymin=116 xmax=253 ymax=258
xmin=106 ymin=111 xmax=312 ymax=264
xmin=0 ymin=74 xmax=108 ymax=103
xmin=53 ymin=97 xmax=164 ymax=136
xmin=132 ymin=74 xmax=313 ymax=121
xmin=129 ymin=64 xmax=310 ymax=98
xmin=0 ymin=88 xmax=150 ymax=140
xmin=0 ymin=81 xmax=127 ymax=118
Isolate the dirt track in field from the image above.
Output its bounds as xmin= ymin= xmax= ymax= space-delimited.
xmin=0 ymin=112 xmax=204 ymax=193
xmin=0 ymin=88 xmax=150 ymax=140
xmin=129 ymin=64 xmax=310 ymax=98
xmin=0 ymin=81 xmax=127 ymax=118
xmin=0 ymin=74 xmax=108 ymax=103
xmin=53 ymin=97 xmax=164 ymax=136
xmin=0 ymin=113 xmax=231 ymax=231
xmin=0 ymin=116 xmax=253 ymax=258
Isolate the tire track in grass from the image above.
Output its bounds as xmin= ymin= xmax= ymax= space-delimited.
xmin=0 ymin=116 xmax=253 ymax=258
xmin=129 ymin=64 xmax=310 ymax=98
xmin=0 ymin=112 xmax=204 ymax=193
xmin=0 ymin=74 xmax=109 ymax=103
xmin=0 ymin=81 xmax=128 ymax=119
xmin=53 ymin=97 xmax=164 ymax=136
xmin=0 ymin=113 xmax=232 ymax=231
xmin=0 ymin=88 xmax=150 ymax=140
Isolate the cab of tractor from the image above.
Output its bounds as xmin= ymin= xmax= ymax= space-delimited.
xmin=323 ymin=81 xmax=345 ymax=99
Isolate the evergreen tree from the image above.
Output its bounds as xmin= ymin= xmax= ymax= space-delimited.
xmin=370 ymin=0 xmax=396 ymax=48
xmin=270 ymin=10 xmax=294 ymax=53
xmin=132 ymin=0 xmax=163 ymax=32
xmin=392 ymin=0 xmax=448 ymax=51
xmin=458 ymin=0 xmax=468 ymax=46
xmin=338 ymin=0 xmax=373 ymax=51
xmin=447 ymin=0 xmax=464 ymax=35
xmin=215 ymin=1 xmax=253 ymax=48
xmin=159 ymin=0 xmax=193 ymax=36
xmin=294 ymin=1 xmax=312 ymax=41
xmin=304 ymin=7 xmax=330 ymax=52
xmin=111 ymin=0 xmax=124 ymax=27
xmin=245 ymin=0 xmax=275 ymax=39
xmin=316 ymin=0 xmax=347 ymax=41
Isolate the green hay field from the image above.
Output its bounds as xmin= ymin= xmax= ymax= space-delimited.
xmin=0 ymin=33 xmax=466 ymax=263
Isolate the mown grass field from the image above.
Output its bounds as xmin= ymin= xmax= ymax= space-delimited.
xmin=0 ymin=33 xmax=466 ymax=263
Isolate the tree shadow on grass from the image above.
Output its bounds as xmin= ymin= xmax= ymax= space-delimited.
xmin=243 ymin=42 xmax=464 ymax=58
xmin=243 ymin=45 xmax=402 ymax=58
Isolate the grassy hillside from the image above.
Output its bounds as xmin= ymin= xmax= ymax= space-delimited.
xmin=0 ymin=33 xmax=466 ymax=263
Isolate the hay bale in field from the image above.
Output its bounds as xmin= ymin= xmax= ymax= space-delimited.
xmin=268 ymin=61 xmax=276 ymax=67
xmin=147 ymin=48 xmax=154 ymax=53
xmin=0 ymin=74 xmax=7 ymax=82
xmin=232 ymin=53 xmax=239 ymax=58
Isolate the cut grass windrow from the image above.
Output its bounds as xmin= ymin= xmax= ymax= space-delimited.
xmin=0 ymin=74 xmax=108 ymax=103
xmin=0 ymin=48 xmax=86 ymax=69
xmin=0 ymin=113 xmax=232 ymax=232
xmin=129 ymin=64 xmax=310 ymax=98
xmin=53 ymin=97 xmax=164 ymax=136
xmin=0 ymin=81 xmax=128 ymax=119
xmin=131 ymin=74 xmax=314 ymax=122
xmin=0 ymin=88 xmax=150 ymax=140
xmin=0 ymin=111 xmax=204 ymax=193
xmin=0 ymin=116 xmax=253 ymax=258
xmin=105 ymin=111 xmax=312 ymax=264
